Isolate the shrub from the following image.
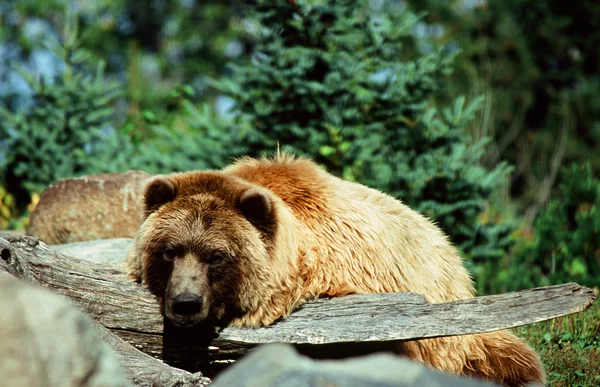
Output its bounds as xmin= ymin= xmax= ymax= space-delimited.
xmin=0 ymin=15 xmax=121 ymax=209
xmin=406 ymin=0 xmax=600 ymax=210
xmin=502 ymin=163 xmax=600 ymax=291
xmin=0 ymin=13 xmax=245 ymax=213
xmin=89 ymin=89 xmax=246 ymax=175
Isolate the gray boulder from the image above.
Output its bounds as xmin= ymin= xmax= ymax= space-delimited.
xmin=0 ymin=275 xmax=130 ymax=387
xmin=211 ymin=343 xmax=497 ymax=387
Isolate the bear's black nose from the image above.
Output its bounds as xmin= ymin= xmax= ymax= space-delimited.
xmin=172 ymin=293 xmax=203 ymax=315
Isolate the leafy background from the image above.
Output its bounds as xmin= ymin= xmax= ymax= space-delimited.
xmin=1 ymin=1 xmax=598 ymax=385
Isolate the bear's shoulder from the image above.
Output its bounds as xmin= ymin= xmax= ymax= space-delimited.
xmin=224 ymin=154 xmax=331 ymax=209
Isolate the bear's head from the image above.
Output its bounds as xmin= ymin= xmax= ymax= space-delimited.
xmin=133 ymin=172 xmax=295 ymax=329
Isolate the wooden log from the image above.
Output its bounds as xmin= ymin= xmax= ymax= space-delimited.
xmin=0 ymin=233 xmax=596 ymax=367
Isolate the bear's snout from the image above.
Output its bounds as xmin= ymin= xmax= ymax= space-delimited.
xmin=172 ymin=292 xmax=203 ymax=316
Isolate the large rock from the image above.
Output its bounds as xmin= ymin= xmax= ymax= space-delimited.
xmin=0 ymin=275 xmax=129 ymax=387
xmin=27 ymin=171 xmax=153 ymax=245
xmin=211 ymin=344 xmax=497 ymax=387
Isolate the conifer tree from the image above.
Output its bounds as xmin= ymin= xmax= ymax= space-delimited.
xmin=0 ymin=13 xmax=121 ymax=209
xmin=0 ymin=11 xmax=242 ymax=211
xmin=220 ymin=0 xmax=513 ymax=291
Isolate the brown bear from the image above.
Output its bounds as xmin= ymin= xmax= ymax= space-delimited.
xmin=28 ymin=171 xmax=153 ymax=245
xmin=126 ymin=154 xmax=545 ymax=386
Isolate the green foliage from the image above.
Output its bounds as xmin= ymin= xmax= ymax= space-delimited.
xmin=503 ymin=163 xmax=600 ymax=292
xmin=406 ymin=0 xmax=600 ymax=210
xmin=0 ymin=187 xmax=36 ymax=231
xmin=515 ymin=301 xmax=600 ymax=387
xmin=0 ymin=0 xmax=250 ymax=112
xmin=0 ymin=14 xmax=121 ymax=209
xmin=89 ymin=93 xmax=245 ymax=175
xmin=0 ymin=11 xmax=243 ymax=212
xmin=219 ymin=0 xmax=513 ymax=283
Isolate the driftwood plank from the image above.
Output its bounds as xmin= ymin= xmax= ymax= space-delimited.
xmin=0 ymin=233 xmax=596 ymax=366
xmin=223 ymin=284 xmax=596 ymax=345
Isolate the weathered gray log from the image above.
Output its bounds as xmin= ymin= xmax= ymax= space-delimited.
xmin=50 ymin=238 xmax=132 ymax=263
xmin=0 ymin=233 xmax=596 ymax=366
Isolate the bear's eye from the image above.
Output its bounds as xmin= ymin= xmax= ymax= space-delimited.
xmin=205 ymin=251 xmax=226 ymax=265
xmin=162 ymin=247 xmax=179 ymax=262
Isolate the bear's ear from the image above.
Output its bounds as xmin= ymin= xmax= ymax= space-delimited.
xmin=237 ymin=188 xmax=276 ymax=232
xmin=143 ymin=177 xmax=177 ymax=217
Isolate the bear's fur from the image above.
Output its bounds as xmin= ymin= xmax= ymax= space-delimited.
xmin=28 ymin=171 xmax=152 ymax=245
xmin=126 ymin=155 xmax=545 ymax=386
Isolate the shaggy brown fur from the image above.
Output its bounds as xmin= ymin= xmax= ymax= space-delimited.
xmin=28 ymin=171 xmax=152 ymax=244
xmin=126 ymin=155 xmax=545 ymax=386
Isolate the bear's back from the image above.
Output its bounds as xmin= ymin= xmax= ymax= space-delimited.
xmin=225 ymin=155 xmax=474 ymax=303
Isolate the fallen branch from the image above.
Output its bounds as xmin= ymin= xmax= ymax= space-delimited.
xmin=0 ymin=234 xmax=596 ymax=368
